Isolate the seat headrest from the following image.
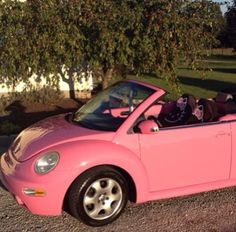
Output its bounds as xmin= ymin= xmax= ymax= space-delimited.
xmin=197 ymin=99 xmax=218 ymax=122
xmin=176 ymin=94 xmax=196 ymax=111
xmin=215 ymin=92 xmax=233 ymax=103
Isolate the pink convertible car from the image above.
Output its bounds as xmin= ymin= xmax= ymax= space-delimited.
xmin=1 ymin=80 xmax=236 ymax=226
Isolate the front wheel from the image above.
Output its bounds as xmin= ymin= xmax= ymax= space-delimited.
xmin=67 ymin=166 xmax=128 ymax=227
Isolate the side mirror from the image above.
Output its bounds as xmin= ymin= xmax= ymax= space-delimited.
xmin=138 ymin=120 xmax=159 ymax=134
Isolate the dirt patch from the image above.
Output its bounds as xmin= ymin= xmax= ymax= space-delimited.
xmin=0 ymin=98 xmax=84 ymax=135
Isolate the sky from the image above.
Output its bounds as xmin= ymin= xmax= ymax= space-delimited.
xmin=213 ymin=0 xmax=233 ymax=14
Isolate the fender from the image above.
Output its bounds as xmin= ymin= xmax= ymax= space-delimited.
xmin=49 ymin=139 xmax=150 ymax=204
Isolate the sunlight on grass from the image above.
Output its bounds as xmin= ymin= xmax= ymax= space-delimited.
xmin=126 ymin=53 xmax=236 ymax=100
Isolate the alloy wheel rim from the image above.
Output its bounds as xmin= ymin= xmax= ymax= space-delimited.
xmin=83 ymin=178 xmax=123 ymax=220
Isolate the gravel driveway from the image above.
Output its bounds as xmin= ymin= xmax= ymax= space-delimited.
xmin=1 ymin=180 xmax=236 ymax=232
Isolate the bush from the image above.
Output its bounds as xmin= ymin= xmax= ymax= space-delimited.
xmin=9 ymin=87 xmax=63 ymax=104
xmin=0 ymin=95 xmax=10 ymax=116
xmin=0 ymin=87 xmax=63 ymax=114
xmin=0 ymin=120 xmax=21 ymax=135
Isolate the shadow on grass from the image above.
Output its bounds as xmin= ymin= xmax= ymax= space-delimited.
xmin=207 ymin=54 xmax=236 ymax=62
xmin=178 ymin=76 xmax=236 ymax=92
xmin=213 ymin=68 xmax=236 ymax=74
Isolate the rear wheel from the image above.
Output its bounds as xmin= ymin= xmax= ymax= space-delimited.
xmin=68 ymin=166 xmax=128 ymax=227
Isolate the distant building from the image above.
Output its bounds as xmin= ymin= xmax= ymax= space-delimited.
xmin=0 ymin=71 xmax=94 ymax=98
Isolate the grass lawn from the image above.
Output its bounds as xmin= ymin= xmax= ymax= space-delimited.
xmin=127 ymin=53 xmax=236 ymax=100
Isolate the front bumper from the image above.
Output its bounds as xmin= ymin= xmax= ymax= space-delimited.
xmin=0 ymin=152 xmax=71 ymax=216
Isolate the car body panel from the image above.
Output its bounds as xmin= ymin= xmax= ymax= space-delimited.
xmin=139 ymin=122 xmax=231 ymax=192
xmin=10 ymin=114 xmax=115 ymax=162
xmin=0 ymin=153 xmax=73 ymax=215
xmin=1 ymin=139 xmax=149 ymax=215
xmin=147 ymin=178 xmax=236 ymax=202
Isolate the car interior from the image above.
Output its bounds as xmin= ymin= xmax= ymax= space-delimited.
xmin=135 ymin=90 xmax=236 ymax=133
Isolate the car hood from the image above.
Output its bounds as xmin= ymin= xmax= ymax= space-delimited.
xmin=10 ymin=114 xmax=115 ymax=162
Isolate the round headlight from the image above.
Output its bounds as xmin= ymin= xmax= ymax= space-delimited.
xmin=34 ymin=152 xmax=59 ymax=174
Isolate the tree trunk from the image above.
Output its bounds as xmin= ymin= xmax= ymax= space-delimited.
xmin=102 ymin=68 xmax=113 ymax=89
xmin=68 ymin=75 xmax=75 ymax=99
xmin=58 ymin=67 xmax=76 ymax=99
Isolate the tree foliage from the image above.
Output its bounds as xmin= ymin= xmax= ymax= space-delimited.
xmin=0 ymin=0 xmax=223 ymax=96
xmin=0 ymin=0 xmax=84 ymax=98
xmin=225 ymin=0 xmax=236 ymax=50
xmin=79 ymin=0 xmax=221 ymax=88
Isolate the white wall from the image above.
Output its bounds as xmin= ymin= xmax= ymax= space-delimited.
xmin=0 ymin=72 xmax=94 ymax=98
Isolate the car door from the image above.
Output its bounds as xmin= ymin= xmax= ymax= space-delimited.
xmin=139 ymin=123 xmax=231 ymax=192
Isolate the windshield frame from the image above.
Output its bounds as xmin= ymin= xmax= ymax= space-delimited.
xmin=72 ymin=81 xmax=157 ymax=132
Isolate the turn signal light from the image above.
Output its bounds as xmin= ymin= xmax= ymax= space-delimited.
xmin=23 ymin=188 xmax=46 ymax=197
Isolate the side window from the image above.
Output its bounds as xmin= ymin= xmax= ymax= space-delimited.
xmin=135 ymin=93 xmax=224 ymax=134
xmin=133 ymin=94 xmax=201 ymax=133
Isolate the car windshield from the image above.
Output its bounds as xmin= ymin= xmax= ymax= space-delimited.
xmin=73 ymin=81 xmax=155 ymax=131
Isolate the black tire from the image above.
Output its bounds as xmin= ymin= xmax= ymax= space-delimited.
xmin=67 ymin=166 xmax=128 ymax=227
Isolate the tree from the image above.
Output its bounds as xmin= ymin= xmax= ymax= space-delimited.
xmin=74 ymin=0 xmax=221 ymax=88
xmin=208 ymin=2 xmax=226 ymax=47
xmin=225 ymin=0 xmax=236 ymax=50
xmin=0 ymin=0 xmax=222 ymax=96
xmin=78 ymin=0 xmax=140 ymax=89
xmin=0 ymin=0 xmax=29 ymax=87
xmin=0 ymin=0 xmax=84 ymax=99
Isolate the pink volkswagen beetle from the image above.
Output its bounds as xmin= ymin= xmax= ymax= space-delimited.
xmin=1 ymin=80 xmax=236 ymax=226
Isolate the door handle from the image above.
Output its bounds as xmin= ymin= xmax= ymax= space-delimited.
xmin=216 ymin=131 xmax=231 ymax=137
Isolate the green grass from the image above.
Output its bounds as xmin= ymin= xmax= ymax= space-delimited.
xmin=126 ymin=53 xmax=236 ymax=100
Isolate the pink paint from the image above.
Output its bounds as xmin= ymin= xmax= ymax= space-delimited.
xmin=218 ymin=114 xmax=236 ymax=122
